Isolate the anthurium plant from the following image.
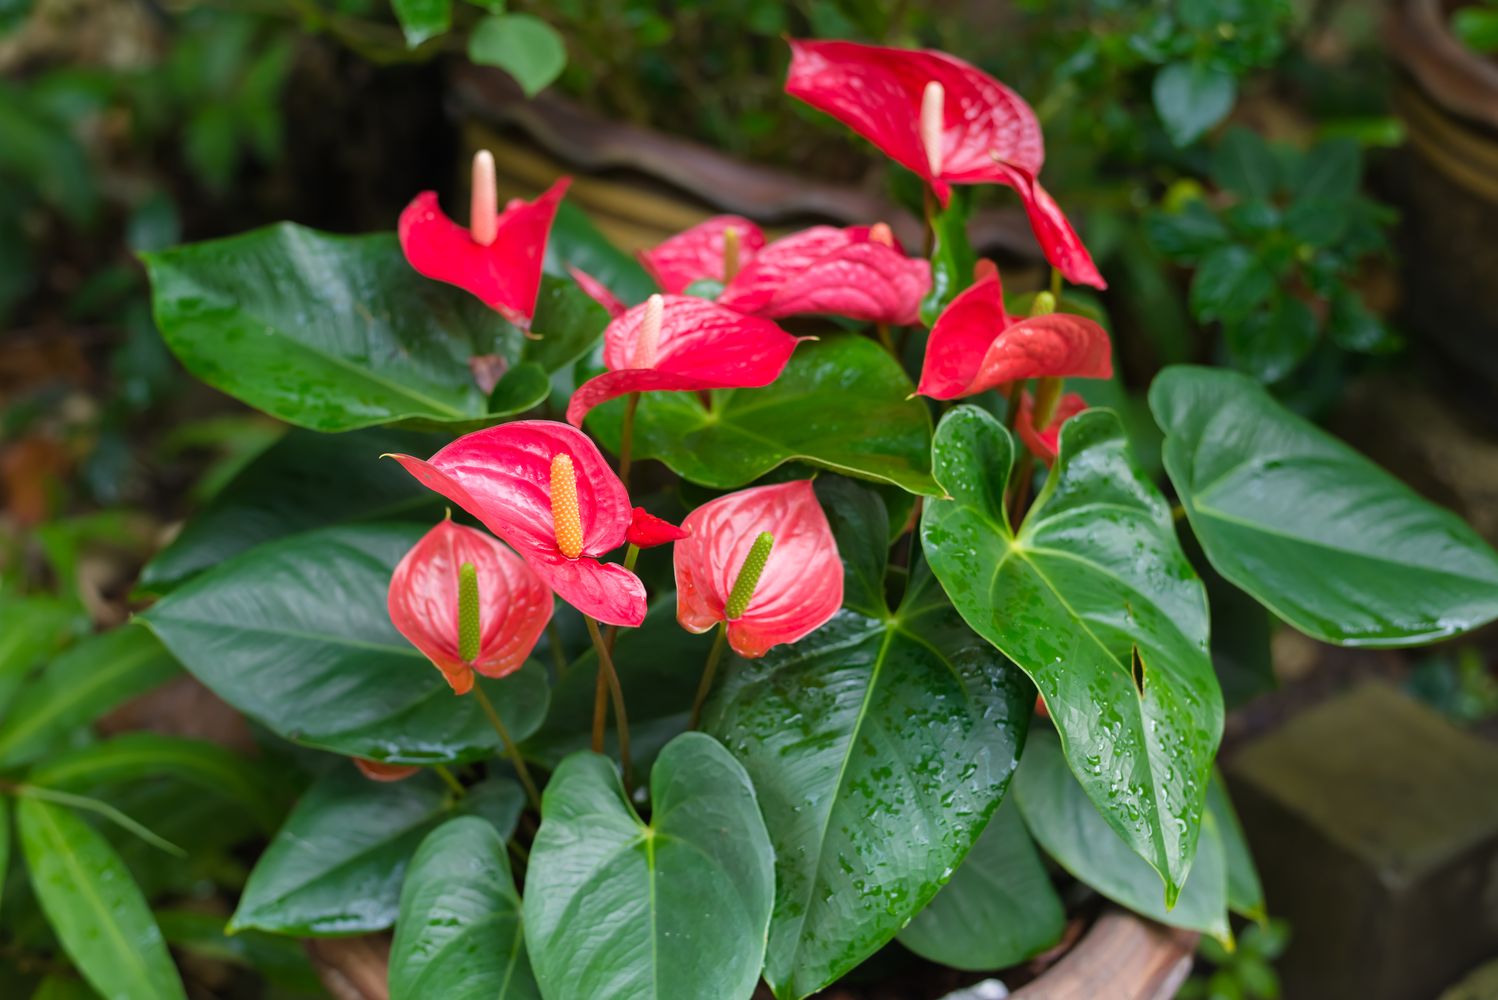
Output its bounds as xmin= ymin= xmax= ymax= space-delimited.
xmin=97 ymin=37 xmax=1498 ymax=1000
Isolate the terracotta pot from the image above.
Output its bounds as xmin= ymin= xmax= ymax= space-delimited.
xmin=446 ymin=63 xmax=1041 ymax=267
xmin=302 ymin=906 xmax=1196 ymax=1000
xmin=1384 ymin=0 xmax=1498 ymax=394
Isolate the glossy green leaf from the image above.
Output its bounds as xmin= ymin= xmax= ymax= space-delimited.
xmin=920 ymin=188 xmax=976 ymax=326
xmin=468 ymin=14 xmax=566 ymax=96
xmin=1151 ymin=365 xmax=1498 ymax=645
xmin=139 ymin=428 xmax=442 ymax=594
xmin=28 ymin=975 xmax=98 ymax=1000
xmin=523 ymin=733 xmax=774 ymax=1000
xmin=28 ymin=734 xmax=285 ymax=835
xmin=18 ymin=797 xmax=187 ymax=1000
xmin=707 ymin=534 xmax=1030 ymax=999
xmin=1145 ymin=200 xmax=1230 ymax=263
xmin=897 ymin=797 xmax=1064 ymax=971
xmin=920 ymin=406 xmax=1220 ymax=902
xmin=1153 ymin=60 xmax=1236 ymax=147
xmin=1014 ymin=729 xmax=1231 ymax=943
xmin=231 ymin=769 xmax=452 ymax=935
xmin=390 ymin=817 xmax=538 ymax=1000
xmin=0 ymin=626 xmax=179 ymax=769
xmin=1211 ymin=127 xmax=1278 ymax=201
xmin=156 ymin=908 xmax=322 ymax=994
xmin=391 ymin=0 xmax=450 ymax=47
xmin=144 ymin=523 xmax=549 ymax=764
xmin=1207 ymin=772 xmax=1265 ymax=921
xmin=1224 ymin=294 xmax=1316 ymax=384
xmin=142 ymin=225 xmax=605 ymax=431
xmin=1191 ymin=244 xmax=1274 ymax=325
xmin=546 ymin=200 xmax=656 ymax=306
xmin=0 ymin=797 xmax=8 ymax=916
xmin=523 ymin=596 xmax=711 ymax=772
xmin=588 ymin=334 xmax=938 ymax=495
xmin=0 ymin=596 xmax=79 ymax=713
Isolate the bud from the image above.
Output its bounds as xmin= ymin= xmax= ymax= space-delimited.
xmin=550 ymin=453 xmax=585 ymax=559
xmin=630 ymin=294 xmax=665 ymax=369
xmin=470 ymin=150 xmax=498 ymax=246
xmin=1030 ymin=291 xmax=1057 ymax=317
xmin=723 ymin=225 xmax=742 ymax=282
xmin=920 ymin=81 xmax=945 ymax=178
xmin=724 ymin=531 xmax=775 ymax=620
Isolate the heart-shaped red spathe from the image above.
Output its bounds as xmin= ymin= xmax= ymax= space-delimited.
xmin=716 ymin=225 xmax=931 ymax=325
xmin=674 ymin=480 xmax=843 ymax=658
xmin=638 ymin=214 xmax=767 ymax=293
xmin=355 ymin=759 xmax=421 ymax=782
xmin=390 ymin=421 xmax=647 ymax=627
xmin=627 ymin=507 xmax=690 ymax=549
xmin=916 ymin=267 xmax=1112 ymax=400
xmin=398 ymin=177 xmax=571 ymax=325
xmin=387 ymin=519 xmax=554 ymax=694
xmin=784 ymin=39 xmax=1105 ymax=289
xmin=565 ymin=296 xmax=800 ymax=427
xmin=1016 ymin=391 xmax=1089 ymax=466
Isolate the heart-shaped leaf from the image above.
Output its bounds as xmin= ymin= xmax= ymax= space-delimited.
xmin=523 ymin=733 xmax=774 ymax=1000
xmin=896 ymin=796 xmax=1064 ymax=971
xmin=587 ymin=334 xmax=938 ymax=496
xmin=706 ymin=476 xmax=1030 ymax=999
xmin=231 ymin=769 xmax=452 ymax=935
xmin=920 ymin=406 xmax=1220 ymax=903
xmin=1014 ymin=728 xmax=1230 ymax=942
xmin=144 ymin=523 xmax=549 ymax=764
xmin=139 ymin=428 xmax=443 ymax=595
xmin=142 ymin=224 xmax=606 ymax=431
xmin=390 ymin=816 xmax=539 ymax=1000
xmin=1151 ymin=365 xmax=1498 ymax=645
xmin=18 ymin=797 xmax=188 ymax=1000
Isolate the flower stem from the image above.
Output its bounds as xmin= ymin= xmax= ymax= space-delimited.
xmin=585 ymin=616 xmax=633 ymax=787
xmin=876 ymin=321 xmax=897 ymax=359
xmin=1050 ymin=266 xmax=1063 ymax=300
xmin=472 ymin=685 xmax=542 ymax=812
xmin=546 ymin=618 xmax=567 ymax=680
xmin=618 ymin=392 xmax=640 ymax=489
xmin=1004 ymin=379 xmax=1026 ymax=432
xmin=689 ymin=624 xmax=729 ymax=731
xmin=433 ymin=764 xmax=466 ymax=798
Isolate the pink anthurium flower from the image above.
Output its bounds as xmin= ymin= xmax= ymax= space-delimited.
xmin=390 ymin=421 xmax=647 ymax=627
xmin=387 ymin=519 xmax=553 ymax=694
xmin=354 ymin=759 xmax=421 ymax=782
xmin=784 ymin=38 xmax=1106 ymax=289
xmin=565 ymin=294 xmax=800 ymax=427
xmin=916 ymin=264 xmax=1111 ymax=400
xmin=639 ymin=215 xmax=766 ymax=292
xmin=627 ymin=507 xmax=690 ymax=549
xmin=674 ymin=480 xmax=843 ymax=658
xmin=717 ymin=224 xmax=931 ymax=325
xmin=1016 ymin=391 xmax=1088 ymax=466
xmin=398 ymin=150 xmax=570 ymax=325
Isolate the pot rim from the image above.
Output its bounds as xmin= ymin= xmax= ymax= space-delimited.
xmin=1385 ymin=0 xmax=1498 ymax=131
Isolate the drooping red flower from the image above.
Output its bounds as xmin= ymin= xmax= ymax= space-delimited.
xmin=568 ymin=265 xmax=627 ymax=319
xmin=387 ymin=519 xmax=553 ymax=694
xmin=674 ymin=480 xmax=843 ymax=658
xmin=1015 ymin=391 xmax=1089 ymax=466
xmin=565 ymin=294 xmax=800 ymax=427
xmin=390 ymin=421 xmax=647 ymax=627
xmin=398 ymin=150 xmax=570 ymax=325
xmin=784 ymin=38 xmax=1105 ymax=289
xmin=916 ymin=265 xmax=1111 ymax=400
xmin=638 ymin=215 xmax=766 ymax=293
xmin=717 ymin=225 xmax=931 ymax=325
xmin=355 ymin=759 xmax=421 ymax=782
xmin=627 ymin=507 xmax=690 ymax=549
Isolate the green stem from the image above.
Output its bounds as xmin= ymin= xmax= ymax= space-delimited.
xmin=1004 ymin=379 xmax=1027 ymax=432
xmin=472 ymin=686 xmax=543 ymax=812
xmin=689 ymin=625 xmax=729 ymax=731
xmin=433 ymin=764 xmax=466 ymax=798
xmin=546 ymin=618 xmax=567 ymax=680
xmin=875 ymin=321 xmax=897 ymax=359
xmin=618 ymin=393 xmax=641 ymax=490
xmin=623 ymin=543 xmax=641 ymax=574
xmin=1050 ymin=266 xmax=1063 ymax=300
xmin=585 ymin=616 xmax=633 ymax=788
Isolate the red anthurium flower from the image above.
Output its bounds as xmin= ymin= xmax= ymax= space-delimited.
xmin=639 ymin=215 xmax=767 ymax=292
xmin=784 ymin=39 xmax=1105 ymax=289
xmin=1016 ymin=391 xmax=1088 ymax=466
xmin=398 ymin=150 xmax=571 ymax=325
xmin=916 ymin=265 xmax=1111 ymax=400
xmin=568 ymin=265 xmax=627 ymax=319
xmin=388 ymin=519 xmax=553 ymax=694
xmin=565 ymin=294 xmax=800 ymax=427
xmin=390 ymin=421 xmax=647 ymax=627
xmin=627 ymin=507 xmax=690 ymax=548
xmin=717 ymin=225 xmax=931 ymax=325
xmin=355 ymin=759 xmax=421 ymax=782
xmin=674 ymin=480 xmax=843 ymax=658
